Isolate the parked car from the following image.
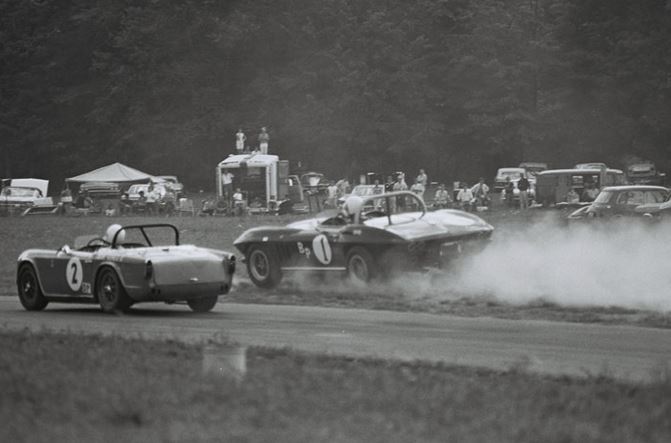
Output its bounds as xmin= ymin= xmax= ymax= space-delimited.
xmin=127 ymin=183 xmax=167 ymax=201
xmin=0 ymin=178 xmax=52 ymax=212
xmin=519 ymin=162 xmax=548 ymax=177
xmin=234 ymin=191 xmax=494 ymax=288
xmin=493 ymin=167 xmax=526 ymax=192
xmin=79 ymin=182 xmax=121 ymax=198
xmin=493 ymin=168 xmax=536 ymax=201
xmin=535 ymin=168 xmax=626 ymax=207
xmin=567 ymin=185 xmax=670 ymax=221
xmin=336 ymin=184 xmax=386 ymax=206
xmin=16 ymin=223 xmax=236 ymax=313
xmin=153 ymin=175 xmax=184 ymax=195
xmin=626 ymin=161 xmax=666 ymax=186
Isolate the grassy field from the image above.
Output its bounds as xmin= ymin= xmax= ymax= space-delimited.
xmin=2 ymin=329 xmax=670 ymax=443
xmin=2 ymin=210 xmax=671 ymax=329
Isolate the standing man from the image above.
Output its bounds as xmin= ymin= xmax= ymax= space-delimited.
xmin=456 ymin=182 xmax=474 ymax=212
xmin=258 ymin=127 xmax=270 ymax=154
xmin=470 ymin=177 xmax=490 ymax=208
xmin=416 ymin=169 xmax=428 ymax=187
xmin=517 ymin=173 xmax=531 ymax=210
xmin=221 ymin=170 xmax=234 ymax=206
xmin=326 ymin=181 xmax=338 ymax=208
xmin=235 ymin=128 xmax=246 ymax=153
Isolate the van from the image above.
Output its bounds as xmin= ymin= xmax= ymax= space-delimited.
xmin=535 ymin=168 xmax=626 ymax=206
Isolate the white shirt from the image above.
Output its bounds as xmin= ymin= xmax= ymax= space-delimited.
xmin=233 ymin=192 xmax=243 ymax=202
xmin=457 ymin=188 xmax=474 ymax=202
xmin=222 ymin=172 xmax=234 ymax=185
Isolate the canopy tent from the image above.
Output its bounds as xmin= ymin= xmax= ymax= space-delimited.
xmin=66 ymin=162 xmax=154 ymax=183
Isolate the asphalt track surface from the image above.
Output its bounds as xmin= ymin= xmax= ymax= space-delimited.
xmin=1 ymin=297 xmax=671 ymax=383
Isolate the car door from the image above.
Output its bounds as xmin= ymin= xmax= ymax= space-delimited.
xmin=32 ymin=248 xmax=97 ymax=297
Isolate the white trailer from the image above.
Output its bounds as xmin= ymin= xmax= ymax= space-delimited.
xmin=216 ymin=153 xmax=302 ymax=213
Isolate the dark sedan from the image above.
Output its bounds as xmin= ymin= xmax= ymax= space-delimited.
xmin=568 ymin=185 xmax=669 ymax=221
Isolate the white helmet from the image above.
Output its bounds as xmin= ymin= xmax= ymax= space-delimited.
xmin=343 ymin=195 xmax=364 ymax=216
xmin=103 ymin=224 xmax=125 ymax=244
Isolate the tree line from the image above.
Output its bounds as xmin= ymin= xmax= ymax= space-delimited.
xmin=2 ymin=0 xmax=670 ymax=190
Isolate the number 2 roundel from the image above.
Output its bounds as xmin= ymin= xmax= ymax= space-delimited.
xmin=312 ymin=234 xmax=332 ymax=265
xmin=66 ymin=257 xmax=83 ymax=291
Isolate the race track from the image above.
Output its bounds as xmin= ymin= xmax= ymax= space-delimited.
xmin=1 ymin=297 xmax=671 ymax=383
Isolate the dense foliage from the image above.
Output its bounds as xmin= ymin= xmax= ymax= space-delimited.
xmin=2 ymin=0 xmax=671 ymax=189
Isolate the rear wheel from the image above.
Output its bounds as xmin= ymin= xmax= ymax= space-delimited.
xmin=17 ymin=264 xmax=48 ymax=311
xmin=187 ymin=295 xmax=219 ymax=312
xmin=247 ymin=245 xmax=283 ymax=289
xmin=96 ymin=267 xmax=132 ymax=313
xmin=346 ymin=247 xmax=377 ymax=285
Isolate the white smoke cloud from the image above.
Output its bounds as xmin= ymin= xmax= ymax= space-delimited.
xmin=444 ymin=217 xmax=671 ymax=311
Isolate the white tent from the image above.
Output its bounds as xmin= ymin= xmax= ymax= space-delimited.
xmin=66 ymin=162 xmax=154 ymax=183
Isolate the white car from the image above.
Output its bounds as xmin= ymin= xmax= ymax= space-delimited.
xmin=153 ymin=176 xmax=184 ymax=195
xmin=127 ymin=183 xmax=167 ymax=201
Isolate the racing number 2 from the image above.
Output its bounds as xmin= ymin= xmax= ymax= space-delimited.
xmin=66 ymin=257 xmax=84 ymax=292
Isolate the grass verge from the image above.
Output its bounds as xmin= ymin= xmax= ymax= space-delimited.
xmin=2 ymin=329 xmax=671 ymax=443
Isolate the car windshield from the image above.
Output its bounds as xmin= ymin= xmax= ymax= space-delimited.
xmin=352 ymin=185 xmax=384 ymax=197
xmin=594 ymin=191 xmax=612 ymax=204
xmin=497 ymin=170 xmax=522 ymax=179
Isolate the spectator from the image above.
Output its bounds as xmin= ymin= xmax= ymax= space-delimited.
xmin=372 ymin=179 xmax=384 ymax=194
xmin=162 ymin=190 xmax=176 ymax=215
xmin=393 ymin=173 xmax=408 ymax=191
xmin=74 ymin=190 xmax=93 ymax=209
xmin=235 ymin=128 xmax=246 ymax=153
xmin=456 ymin=182 xmax=474 ymax=212
xmin=258 ymin=127 xmax=270 ymax=154
xmin=410 ymin=178 xmax=425 ymax=198
xmin=384 ymin=176 xmax=394 ymax=192
xmin=503 ymin=177 xmax=515 ymax=208
xmin=119 ymin=192 xmax=132 ymax=215
xmin=416 ymin=169 xmax=428 ymax=187
xmin=232 ymin=188 xmax=246 ymax=216
xmin=221 ymin=170 xmax=234 ymax=204
xmin=326 ymin=181 xmax=338 ymax=208
xmin=336 ymin=178 xmax=350 ymax=199
xmin=145 ymin=185 xmax=159 ymax=215
xmin=566 ymin=187 xmax=580 ymax=204
xmin=582 ymin=182 xmax=599 ymax=202
xmin=517 ymin=173 xmax=531 ymax=210
xmin=434 ymin=184 xmax=452 ymax=209
xmin=59 ymin=188 xmax=73 ymax=215
xmin=470 ymin=177 xmax=490 ymax=208
xmin=134 ymin=190 xmax=147 ymax=213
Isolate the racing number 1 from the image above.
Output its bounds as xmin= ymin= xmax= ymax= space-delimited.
xmin=312 ymin=234 xmax=332 ymax=265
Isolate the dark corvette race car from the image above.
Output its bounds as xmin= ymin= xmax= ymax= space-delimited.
xmin=17 ymin=223 xmax=235 ymax=313
xmin=234 ymin=191 xmax=493 ymax=288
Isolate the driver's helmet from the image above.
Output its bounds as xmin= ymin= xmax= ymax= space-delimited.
xmin=343 ymin=195 xmax=364 ymax=217
xmin=103 ymin=224 xmax=125 ymax=244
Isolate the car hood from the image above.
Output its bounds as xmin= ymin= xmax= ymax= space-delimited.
xmin=364 ymin=210 xmax=493 ymax=241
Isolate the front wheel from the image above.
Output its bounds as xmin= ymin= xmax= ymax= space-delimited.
xmin=96 ymin=267 xmax=132 ymax=313
xmin=246 ymin=245 xmax=283 ymax=289
xmin=17 ymin=264 xmax=48 ymax=311
xmin=346 ymin=247 xmax=377 ymax=285
xmin=187 ymin=295 xmax=219 ymax=312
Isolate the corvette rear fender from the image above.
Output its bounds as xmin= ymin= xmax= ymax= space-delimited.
xmin=233 ymin=226 xmax=300 ymax=254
